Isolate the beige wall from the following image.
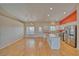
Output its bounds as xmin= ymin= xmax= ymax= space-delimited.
xmin=0 ymin=16 xmax=24 ymax=49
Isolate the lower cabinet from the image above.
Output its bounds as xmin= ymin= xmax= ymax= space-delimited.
xmin=48 ymin=34 xmax=60 ymax=49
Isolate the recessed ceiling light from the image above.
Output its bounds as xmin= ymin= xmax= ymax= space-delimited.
xmin=50 ymin=8 xmax=53 ymax=10
xmin=48 ymin=14 xmax=50 ymax=16
xmin=64 ymin=12 xmax=66 ymax=14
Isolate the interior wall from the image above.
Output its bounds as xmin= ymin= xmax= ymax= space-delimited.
xmin=77 ymin=4 xmax=79 ymax=49
xmin=0 ymin=16 xmax=24 ymax=49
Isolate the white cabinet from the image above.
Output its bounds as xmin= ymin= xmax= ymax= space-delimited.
xmin=48 ymin=34 xmax=60 ymax=49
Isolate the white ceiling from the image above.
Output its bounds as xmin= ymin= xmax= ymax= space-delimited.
xmin=0 ymin=3 xmax=76 ymax=22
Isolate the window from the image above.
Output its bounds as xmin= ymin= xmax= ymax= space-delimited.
xmin=39 ymin=27 xmax=42 ymax=32
xmin=49 ymin=26 xmax=56 ymax=31
xmin=26 ymin=26 xmax=34 ymax=34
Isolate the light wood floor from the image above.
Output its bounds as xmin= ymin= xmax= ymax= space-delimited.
xmin=0 ymin=37 xmax=79 ymax=56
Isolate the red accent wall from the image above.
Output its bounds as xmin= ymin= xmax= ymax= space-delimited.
xmin=59 ymin=10 xmax=77 ymax=25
